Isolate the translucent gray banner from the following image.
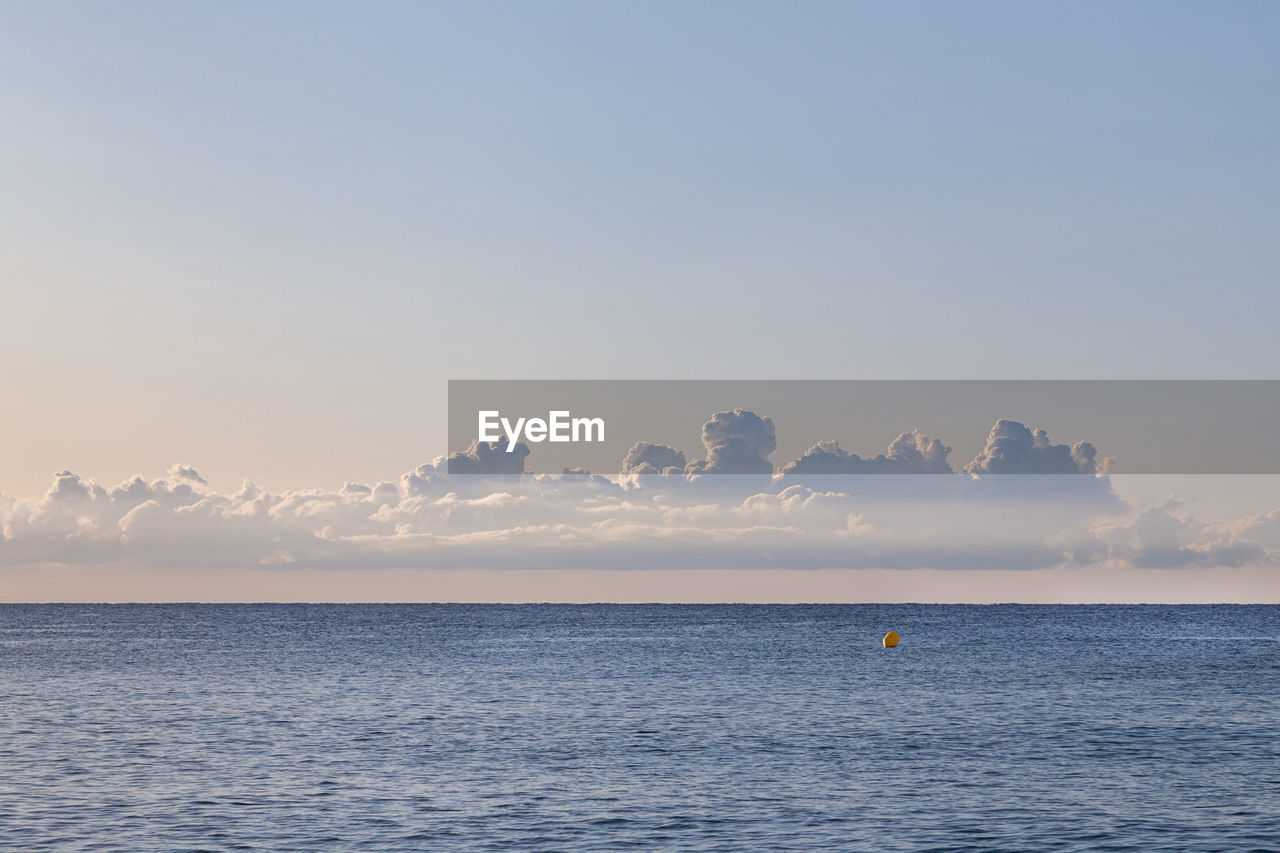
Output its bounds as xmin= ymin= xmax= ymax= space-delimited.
xmin=446 ymin=380 xmax=1280 ymax=475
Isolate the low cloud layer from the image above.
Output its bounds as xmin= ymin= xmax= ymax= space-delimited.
xmin=3 ymin=409 xmax=1272 ymax=577
xmin=2 ymin=456 xmax=1275 ymax=575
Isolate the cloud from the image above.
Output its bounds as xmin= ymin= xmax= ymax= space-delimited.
xmin=3 ymin=409 xmax=1274 ymax=577
xmin=782 ymin=430 xmax=953 ymax=475
xmin=445 ymin=438 xmax=530 ymax=475
xmin=168 ymin=464 xmax=208 ymax=486
xmin=1088 ymin=505 xmax=1268 ymax=569
xmin=4 ymin=455 xmax=1272 ymax=575
xmin=685 ymin=409 xmax=776 ymax=475
xmin=965 ymin=419 xmax=1109 ymax=475
xmin=621 ymin=442 xmax=686 ymax=475
xmin=1220 ymin=509 xmax=1280 ymax=549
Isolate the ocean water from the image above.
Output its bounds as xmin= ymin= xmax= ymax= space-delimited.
xmin=2 ymin=605 xmax=1278 ymax=852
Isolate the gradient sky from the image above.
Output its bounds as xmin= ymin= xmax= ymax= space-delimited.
xmin=3 ymin=2 xmax=1278 ymax=496
xmin=3 ymin=3 xmax=1280 ymax=602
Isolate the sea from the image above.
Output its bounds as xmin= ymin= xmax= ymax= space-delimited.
xmin=2 ymin=604 xmax=1278 ymax=851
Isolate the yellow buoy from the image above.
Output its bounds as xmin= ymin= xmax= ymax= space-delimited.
xmin=882 ymin=630 xmax=899 ymax=648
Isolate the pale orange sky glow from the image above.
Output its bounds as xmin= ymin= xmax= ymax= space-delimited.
xmin=6 ymin=565 xmax=1279 ymax=605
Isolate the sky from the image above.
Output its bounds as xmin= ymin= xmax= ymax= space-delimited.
xmin=2 ymin=2 xmax=1279 ymax=600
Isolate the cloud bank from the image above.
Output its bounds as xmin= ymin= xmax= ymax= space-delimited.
xmin=2 ymin=411 xmax=1275 ymax=576
xmin=1 ymin=462 xmax=1274 ymax=575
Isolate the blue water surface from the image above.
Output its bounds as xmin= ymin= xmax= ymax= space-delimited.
xmin=1 ymin=604 xmax=1278 ymax=851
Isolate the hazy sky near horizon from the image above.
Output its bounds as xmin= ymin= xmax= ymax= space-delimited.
xmin=3 ymin=2 xmax=1279 ymax=497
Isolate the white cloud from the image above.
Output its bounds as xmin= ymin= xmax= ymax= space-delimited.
xmin=4 ymin=456 xmax=1276 ymax=574
xmin=965 ymin=419 xmax=1110 ymax=474
xmin=685 ymin=409 xmax=776 ymax=475
xmin=1089 ymin=504 xmax=1268 ymax=569
xmin=621 ymin=442 xmax=687 ymax=475
xmin=0 ymin=412 xmax=1269 ymax=575
xmin=782 ymin=431 xmax=952 ymax=475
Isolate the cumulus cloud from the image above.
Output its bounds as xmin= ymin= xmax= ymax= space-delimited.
xmin=4 ymin=408 xmax=1275 ymax=576
xmin=621 ymin=442 xmax=687 ymax=475
xmin=2 ymin=454 xmax=1273 ymax=575
xmin=685 ymin=409 xmax=776 ymax=475
xmin=445 ymin=438 xmax=530 ymax=475
xmin=1088 ymin=504 xmax=1268 ymax=569
xmin=168 ymin=464 xmax=208 ymax=485
xmin=1220 ymin=509 xmax=1280 ymax=550
xmin=782 ymin=430 xmax=952 ymax=475
xmin=965 ymin=419 xmax=1109 ymax=475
